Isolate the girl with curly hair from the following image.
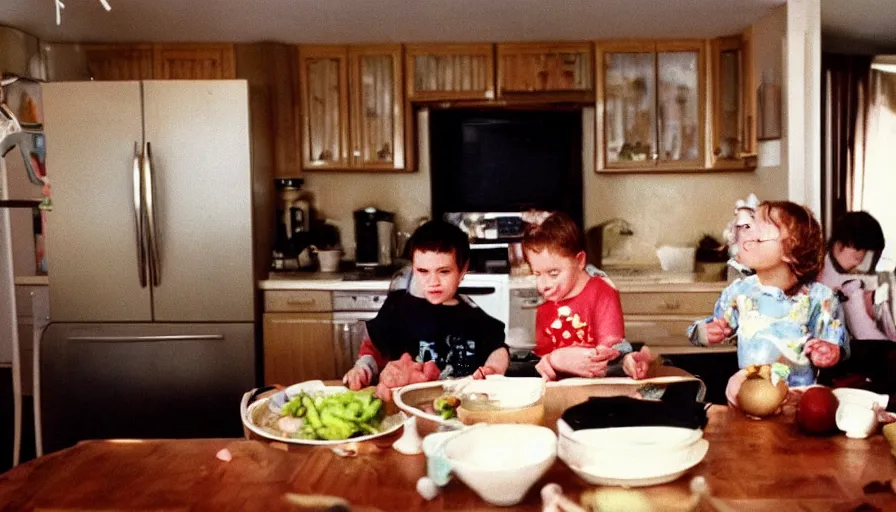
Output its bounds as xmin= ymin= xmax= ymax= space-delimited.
xmin=688 ymin=201 xmax=849 ymax=391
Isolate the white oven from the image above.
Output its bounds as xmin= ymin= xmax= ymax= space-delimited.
xmin=458 ymin=273 xmax=510 ymax=334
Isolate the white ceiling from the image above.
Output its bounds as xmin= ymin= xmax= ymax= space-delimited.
xmin=0 ymin=0 xmax=786 ymax=44
xmin=822 ymin=0 xmax=896 ymax=53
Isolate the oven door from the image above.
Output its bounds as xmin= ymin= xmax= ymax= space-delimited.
xmin=332 ymin=311 xmax=377 ymax=379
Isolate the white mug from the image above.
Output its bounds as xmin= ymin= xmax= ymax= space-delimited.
xmin=835 ymin=401 xmax=878 ymax=439
xmin=317 ymin=249 xmax=342 ymax=273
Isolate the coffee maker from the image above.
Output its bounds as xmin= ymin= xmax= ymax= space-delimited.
xmin=354 ymin=207 xmax=395 ymax=268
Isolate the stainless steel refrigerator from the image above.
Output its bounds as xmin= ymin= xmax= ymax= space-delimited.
xmin=38 ymin=81 xmax=257 ymax=453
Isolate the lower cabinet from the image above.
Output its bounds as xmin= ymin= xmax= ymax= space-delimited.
xmin=263 ymin=312 xmax=336 ymax=385
xmin=619 ymin=289 xmax=721 ymax=352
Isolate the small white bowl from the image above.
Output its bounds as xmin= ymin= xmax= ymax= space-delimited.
xmin=836 ymin=402 xmax=879 ymax=439
xmin=443 ymin=424 xmax=557 ymax=506
xmin=832 ymin=388 xmax=889 ymax=410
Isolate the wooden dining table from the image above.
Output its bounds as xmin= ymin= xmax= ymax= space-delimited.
xmin=1 ymin=405 xmax=895 ymax=512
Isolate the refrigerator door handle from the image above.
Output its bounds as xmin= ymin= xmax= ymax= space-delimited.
xmin=67 ymin=334 xmax=225 ymax=343
xmin=143 ymin=141 xmax=161 ymax=287
xmin=133 ymin=142 xmax=148 ymax=288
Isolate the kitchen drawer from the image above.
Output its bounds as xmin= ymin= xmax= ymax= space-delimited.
xmin=264 ymin=290 xmax=333 ymax=313
xmin=620 ymin=292 xmax=717 ymax=316
xmin=625 ymin=315 xmax=695 ymax=345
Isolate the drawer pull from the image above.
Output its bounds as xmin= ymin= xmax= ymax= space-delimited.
xmin=287 ymin=298 xmax=317 ymax=306
xmin=662 ymin=300 xmax=681 ymax=310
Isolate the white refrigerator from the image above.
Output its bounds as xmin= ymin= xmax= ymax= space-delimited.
xmin=39 ymin=81 xmax=257 ymax=453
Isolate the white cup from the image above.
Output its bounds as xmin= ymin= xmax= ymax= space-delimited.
xmin=835 ymin=401 xmax=878 ymax=439
xmin=317 ymin=249 xmax=342 ymax=273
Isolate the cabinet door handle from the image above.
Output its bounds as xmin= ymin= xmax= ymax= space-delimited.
xmin=287 ymin=298 xmax=316 ymax=306
xmin=662 ymin=300 xmax=682 ymax=310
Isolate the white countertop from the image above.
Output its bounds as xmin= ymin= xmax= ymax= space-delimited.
xmin=259 ymin=272 xmax=391 ymax=291
xmin=260 ymin=271 xmax=727 ymax=293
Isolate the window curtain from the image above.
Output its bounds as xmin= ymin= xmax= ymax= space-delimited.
xmin=859 ymin=66 xmax=896 ymax=271
xmin=821 ymin=54 xmax=871 ymax=238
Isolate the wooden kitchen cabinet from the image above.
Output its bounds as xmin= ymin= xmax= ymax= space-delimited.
xmin=405 ymin=44 xmax=495 ymax=100
xmin=298 ymin=46 xmax=350 ymax=169
xmin=496 ymin=42 xmax=593 ymax=98
xmin=263 ymin=312 xmax=337 ymax=385
xmin=84 ymin=44 xmax=154 ymax=81
xmin=153 ymin=44 xmax=236 ymax=79
xmin=596 ymin=40 xmax=706 ymax=172
xmin=349 ymin=45 xmax=405 ymax=170
xmin=710 ymin=34 xmax=757 ymax=170
xmin=82 ymin=43 xmax=235 ymax=80
xmin=618 ymin=288 xmax=720 ymax=350
xmin=298 ymin=45 xmax=405 ymax=171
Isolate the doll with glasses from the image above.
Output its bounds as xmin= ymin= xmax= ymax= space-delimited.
xmin=688 ymin=201 xmax=848 ymax=391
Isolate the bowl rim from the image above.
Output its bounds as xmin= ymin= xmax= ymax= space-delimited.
xmin=558 ymin=424 xmax=704 ymax=451
xmin=443 ymin=424 xmax=557 ymax=471
xmin=563 ymin=438 xmax=710 ymax=480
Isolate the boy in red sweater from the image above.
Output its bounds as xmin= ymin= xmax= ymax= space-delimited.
xmin=523 ymin=213 xmax=653 ymax=380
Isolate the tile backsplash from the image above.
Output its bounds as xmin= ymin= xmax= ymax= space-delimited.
xmin=306 ymin=108 xmax=786 ymax=264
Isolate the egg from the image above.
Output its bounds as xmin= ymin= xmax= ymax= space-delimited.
xmin=737 ymin=377 xmax=788 ymax=418
xmin=796 ymin=387 xmax=839 ymax=435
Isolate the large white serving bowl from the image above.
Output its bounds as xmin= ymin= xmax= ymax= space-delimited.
xmin=557 ymin=425 xmax=706 ymax=487
xmin=564 ymin=439 xmax=709 ymax=487
xmin=442 ymin=424 xmax=557 ymax=506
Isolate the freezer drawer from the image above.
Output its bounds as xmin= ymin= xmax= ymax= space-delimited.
xmin=38 ymin=322 xmax=256 ymax=454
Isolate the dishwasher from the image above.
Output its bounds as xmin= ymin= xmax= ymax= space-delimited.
xmin=331 ymin=291 xmax=388 ymax=378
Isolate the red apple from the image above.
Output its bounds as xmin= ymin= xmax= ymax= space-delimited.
xmin=797 ymin=387 xmax=839 ymax=434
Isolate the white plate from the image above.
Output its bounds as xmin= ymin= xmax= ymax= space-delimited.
xmin=240 ymin=381 xmax=408 ymax=446
xmin=564 ymin=439 xmax=709 ymax=487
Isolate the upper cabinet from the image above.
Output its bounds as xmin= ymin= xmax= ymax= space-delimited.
xmin=82 ymin=43 xmax=235 ymax=81
xmin=405 ymin=44 xmax=495 ymax=101
xmin=596 ymin=40 xmax=706 ymax=172
xmin=711 ymin=34 xmax=757 ymax=169
xmin=298 ymin=46 xmax=350 ymax=169
xmin=497 ymin=42 xmax=593 ymax=98
xmin=153 ymin=44 xmax=236 ymax=79
xmin=84 ymin=44 xmax=154 ymax=81
xmin=299 ymin=45 xmax=405 ymax=171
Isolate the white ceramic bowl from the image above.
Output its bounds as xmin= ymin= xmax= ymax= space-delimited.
xmin=564 ymin=439 xmax=709 ymax=487
xmin=557 ymin=425 xmax=705 ymax=485
xmin=832 ymin=388 xmax=889 ymax=410
xmin=836 ymin=402 xmax=878 ymax=439
xmin=656 ymin=246 xmax=696 ymax=272
xmin=443 ymin=424 xmax=557 ymax=506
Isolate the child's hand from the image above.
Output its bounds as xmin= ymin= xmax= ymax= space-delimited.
xmin=705 ymin=318 xmax=733 ymax=344
xmin=535 ymin=356 xmax=558 ymax=381
xmin=547 ymin=346 xmax=609 ymax=378
xmin=344 ymin=365 xmax=373 ymax=391
xmin=804 ymin=338 xmax=840 ymax=368
xmin=622 ymin=346 xmax=654 ymax=380
xmin=473 ymin=365 xmax=500 ymax=380
xmin=594 ymin=345 xmax=621 ymax=362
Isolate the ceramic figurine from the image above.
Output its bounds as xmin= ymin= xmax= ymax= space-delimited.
xmin=723 ymin=193 xmax=759 ymax=277
xmin=392 ymin=416 xmax=423 ymax=455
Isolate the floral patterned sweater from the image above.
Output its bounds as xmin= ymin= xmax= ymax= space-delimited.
xmin=687 ymin=275 xmax=849 ymax=386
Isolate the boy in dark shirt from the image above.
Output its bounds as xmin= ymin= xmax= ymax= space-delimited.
xmin=343 ymin=220 xmax=509 ymax=396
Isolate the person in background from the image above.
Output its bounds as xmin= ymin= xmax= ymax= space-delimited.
xmin=818 ymin=211 xmax=896 ymax=419
xmin=343 ymin=220 xmax=509 ymax=400
xmin=818 ymin=211 xmax=894 ymax=340
xmin=522 ymin=212 xmax=653 ymax=381
xmin=688 ymin=201 xmax=848 ymax=401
